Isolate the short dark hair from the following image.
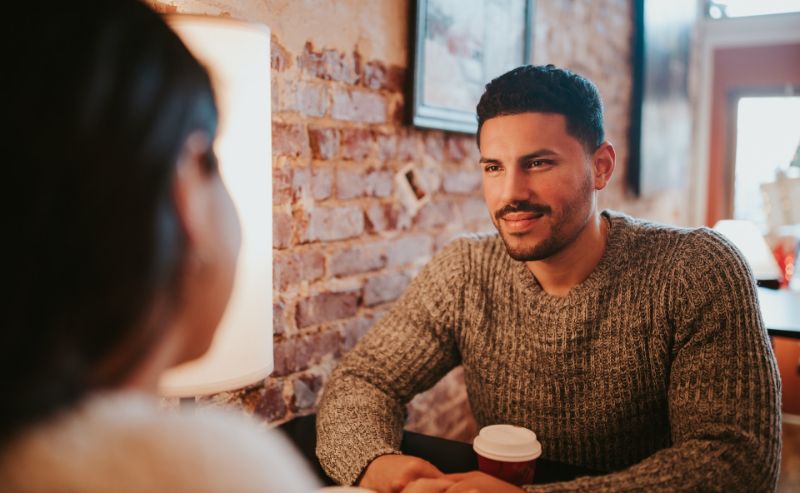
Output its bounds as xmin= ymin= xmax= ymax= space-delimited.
xmin=476 ymin=64 xmax=605 ymax=153
xmin=3 ymin=0 xmax=217 ymax=442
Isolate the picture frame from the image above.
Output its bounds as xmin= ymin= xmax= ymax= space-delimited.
xmin=411 ymin=0 xmax=535 ymax=134
xmin=628 ymin=0 xmax=695 ymax=196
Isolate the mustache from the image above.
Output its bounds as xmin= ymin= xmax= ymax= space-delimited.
xmin=494 ymin=202 xmax=552 ymax=221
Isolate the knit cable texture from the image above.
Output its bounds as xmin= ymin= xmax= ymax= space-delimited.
xmin=316 ymin=211 xmax=782 ymax=492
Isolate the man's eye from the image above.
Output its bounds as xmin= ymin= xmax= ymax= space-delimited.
xmin=484 ymin=164 xmax=501 ymax=173
xmin=525 ymin=159 xmax=550 ymax=169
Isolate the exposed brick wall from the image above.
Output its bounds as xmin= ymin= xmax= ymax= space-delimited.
xmin=152 ymin=0 xmax=660 ymax=444
xmin=256 ymin=36 xmax=492 ymax=440
xmin=173 ymin=20 xmax=491 ymax=441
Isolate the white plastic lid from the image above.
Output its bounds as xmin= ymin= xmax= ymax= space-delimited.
xmin=473 ymin=424 xmax=542 ymax=462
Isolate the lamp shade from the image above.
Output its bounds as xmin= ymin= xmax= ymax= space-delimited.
xmin=713 ymin=220 xmax=782 ymax=281
xmin=159 ymin=16 xmax=273 ymax=397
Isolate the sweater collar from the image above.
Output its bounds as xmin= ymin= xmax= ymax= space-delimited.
xmin=510 ymin=210 xmax=629 ymax=307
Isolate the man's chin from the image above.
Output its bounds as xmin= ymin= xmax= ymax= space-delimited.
xmin=499 ymin=232 xmax=559 ymax=262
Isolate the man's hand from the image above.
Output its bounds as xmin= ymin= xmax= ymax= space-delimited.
xmin=441 ymin=471 xmax=526 ymax=493
xmin=359 ymin=454 xmax=445 ymax=493
xmin=399 ymin=478 xmax=456 ymax=493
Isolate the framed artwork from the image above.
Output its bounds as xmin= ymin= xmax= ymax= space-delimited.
xmin=628 ymin=0 xmax=696 ymax=196
xmin=411 ymin=0 xmax=535 ymax=133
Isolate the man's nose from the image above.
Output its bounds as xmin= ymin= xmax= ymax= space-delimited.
xmin=499 ymin=167 xmax=531 ymax=204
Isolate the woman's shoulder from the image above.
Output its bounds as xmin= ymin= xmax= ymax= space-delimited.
xmin=0 ymin=392 xmax=319 ymax=493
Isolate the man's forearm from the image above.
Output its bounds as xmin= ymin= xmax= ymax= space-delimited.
xmin=316 ymin=373 xmax=407 ymax=485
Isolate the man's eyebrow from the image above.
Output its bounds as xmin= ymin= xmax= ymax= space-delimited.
xmin=479 ymin=149 xmax=560 ymax=165
xmin=518 ymin=149 xmax=559 ymax=161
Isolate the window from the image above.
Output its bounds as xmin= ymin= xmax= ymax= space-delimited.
xmin=732 ymin=95 xmax=800 ymax=227
xmin=707 ymin=0 xmax=800 ymax=19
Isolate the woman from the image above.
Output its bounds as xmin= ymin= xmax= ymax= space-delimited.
xmin=0 ymin=1 xmax=318 ymax=491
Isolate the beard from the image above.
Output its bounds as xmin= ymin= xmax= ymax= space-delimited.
xmin=493 ymin=173 xmax=594 ymax=262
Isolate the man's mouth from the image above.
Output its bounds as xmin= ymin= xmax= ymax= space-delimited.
xmin=500 ymin=212 xmax=545 ymax=233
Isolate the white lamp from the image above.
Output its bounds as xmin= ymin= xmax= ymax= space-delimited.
xmin=159 ymin=16 xmax=273 ymax=397
xmin=713 ymin=219 xmax=782 ymax=284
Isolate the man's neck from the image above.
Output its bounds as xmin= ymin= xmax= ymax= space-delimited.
xmin=526 ymin=212 xmax=609 ymax=297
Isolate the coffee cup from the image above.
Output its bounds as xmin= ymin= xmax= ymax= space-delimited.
xmin=472 ymin=424 xmax=542 ymax=485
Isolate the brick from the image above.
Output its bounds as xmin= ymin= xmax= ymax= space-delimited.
xmin=311 ymin=167 xmax=333 ymax=201
xmin=375 ymin=133 xmax=397 ymax=161
xmin=366 ymin=170 xmax=393 ymax=197
xmin=435 ymin=230 xmax=462 ymax=252
xmin=271 ymin=35 xmax=292 ymax=72
xmin=316 ymin=328 xmax=342 ymax=357
xmin=308 ymin=127 xmax=340 ymax=160
xmin=149 ymin=3 xmax=178 ymax=14
xmin=274 ymin=337 xmax=309 ymax=376
xmin=414 ymin=200 xmax=455 ymax=229
xmin=275 ymin=329 xmax=341 ymax=376
xmin=387 ymin=234 xmax=434 ymax=267
xmin=273 ymin=166 xmax=293 ymax=205
xmin=273 ymin=249 xmax=325 ymax=291
xmin=335 ymin=169 xmax=365 ymax=200
xmin=296 ymin=290 xmax=360 ymax=328
xmin=332 ymin=88 xmax=386 ymax=124
xmin=299 ymin=42 xmax=358 ymax=84
xmin=336 ymin=168 xmax=392 ymax=200
xmin=365 ymin=202 xmax=399 ymax=233
xmin=461 ymin=197 xmax=490 ymax=224
xmin=290 ymin=373 xmax=324 ymax=412
xmin=446 ymin=135 xmax=471 ymax=162
xmin=273 ymin=209 xmax=293 ymax=249
xmin=299 ymin=205 xmax=364 ymax=243
xmin=363 ymin=272 xmax=410 ymax=307
xmin=273 ymin=300 xmax=287 ymax=335
xmin=297 ymin=81 xmax=328 ymax=117
xmin=272 ymin=78 xmax=297 ymax=113
xmin=442 ymin=169 xmax=481 ymax=194
xmin=424 ymin=131 xmax=445 ymax=162
xmin=272 ymin=338 xmax=294 ymax=376
xmin=396 ymin=130 xmax=420 ymax=161
xmin=273 ymin=332 xmax=334 ymax=377
xmin=291 ymin=167 xmax=311 ymax=202
xmin=359 ymin=59 xmax=406 ymax=92
xmin=340 ymin=315 xmax=376 ymax=352
xmin=389 ymin=97 xmax=406 ymax=126
xmin=340 ymin=128 xmax=373 ymax=161
xmin=272 ymin=122 xmax=308 ymax=157
xmin=253 ymin=379 xmax=287 ymax=422
xmin=329 ymin=242 xmax=387 ymax=277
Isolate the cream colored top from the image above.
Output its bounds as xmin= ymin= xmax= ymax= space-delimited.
xmin=0 ymin=392 xmax=319 ymax=492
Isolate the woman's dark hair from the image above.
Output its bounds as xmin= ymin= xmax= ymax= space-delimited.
xmin=2 ymin=0 xmax=218 ymax=442
xmin=476 ymin=64 xmax=605 ymax=153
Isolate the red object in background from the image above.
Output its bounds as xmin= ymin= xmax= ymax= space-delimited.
xmin=477 ymin=454 xmax=537 ymax=486
xmin=772 ymin=241 xmax=797 ymax=288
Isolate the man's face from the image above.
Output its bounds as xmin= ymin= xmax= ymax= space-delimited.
xmin=479 ymin=112 xmax=597 ymax=262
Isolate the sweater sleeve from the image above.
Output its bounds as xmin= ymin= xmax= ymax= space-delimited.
xmin=316 ymin=239 xmax=467 ymax=485
xmin=522 ymin=229 xmax=782 ymax=493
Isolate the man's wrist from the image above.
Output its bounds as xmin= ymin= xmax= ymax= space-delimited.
xmin=356 ymin=452 xmax=402 ymax=485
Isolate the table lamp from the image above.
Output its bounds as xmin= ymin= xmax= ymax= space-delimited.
xmin=158 ymin=16 xmax=273 ymax=397
xmin=713 ymin=219 xmax=782 ymax=289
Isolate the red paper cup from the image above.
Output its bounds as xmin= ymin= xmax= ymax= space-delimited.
xmin=473 ymin=424 xmax=542 ymax=486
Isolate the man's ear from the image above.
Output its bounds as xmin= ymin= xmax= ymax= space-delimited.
xmin=172 ymin=131 xmax=213 ymax=247
xmin=591 ymin=141 xmax=616 ymax=191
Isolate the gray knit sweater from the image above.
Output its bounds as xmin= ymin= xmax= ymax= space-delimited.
xmin=316 ymin=211 xmax=782 ymax=492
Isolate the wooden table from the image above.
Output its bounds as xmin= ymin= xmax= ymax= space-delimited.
xmin=759 ymin=287 xmax=800 ymax=339
xmin=278 ymin=414 xmax=602 ymax=486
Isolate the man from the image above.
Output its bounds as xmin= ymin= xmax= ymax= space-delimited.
xmin=316 ymin=65 xmax=781 ymax=492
